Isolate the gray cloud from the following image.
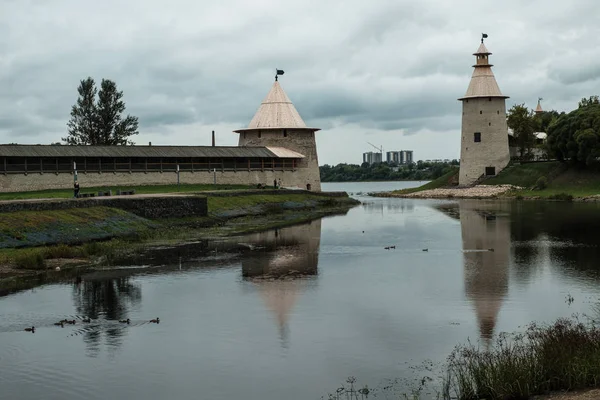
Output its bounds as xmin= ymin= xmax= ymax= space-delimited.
xmin=1 ymin=0 xmax=600 ymax=164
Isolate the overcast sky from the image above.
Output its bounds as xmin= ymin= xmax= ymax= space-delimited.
xmin=1 ymin=0 xmax=599 ymax=165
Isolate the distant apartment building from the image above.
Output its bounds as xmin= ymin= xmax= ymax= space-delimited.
xmin=363 ymin=152 xmax=382 ymax=165
xmin=386 ymin=150 xmax=414 ymax=165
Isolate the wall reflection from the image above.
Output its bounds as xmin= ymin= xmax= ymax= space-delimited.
xmin=361 ymin=200 xmax=415 ymax=214
xmin=241 ymin=220 xmax=321 ymax=348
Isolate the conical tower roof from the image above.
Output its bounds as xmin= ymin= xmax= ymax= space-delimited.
xmin=235 ymin=80 xmax=319 ymax=132
xmin=474 ymin=42 xmax=491 ymax=55
xmin=459 ymin=40 xmax=508 ymax=100
xmin=535 ymin=98 xmax=543 ymax=113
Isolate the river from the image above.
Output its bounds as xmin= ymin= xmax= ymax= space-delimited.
xmin=2 ymin=181 xmax=600 ymax=400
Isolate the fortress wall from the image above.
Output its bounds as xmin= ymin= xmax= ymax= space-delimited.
xmin=0 ymin=169 xmax=312 ymax=193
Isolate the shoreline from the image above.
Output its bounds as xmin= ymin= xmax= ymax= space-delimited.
xmin=0 ymin=191 xmax=360 ymax=292
xmin=371 ymin=185 xmax=600 ymax=202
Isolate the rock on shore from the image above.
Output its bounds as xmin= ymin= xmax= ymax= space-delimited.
xmin=379 ymin=185 xmax=521 ymax=199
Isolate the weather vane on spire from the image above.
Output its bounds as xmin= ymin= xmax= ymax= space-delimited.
xmin=275 ymin=69 xmax=285 ymax=81
xmin=539 ymin=97 xmax=543 ymax=102
xmin=481 ymin=33 xmax=488 ymax=43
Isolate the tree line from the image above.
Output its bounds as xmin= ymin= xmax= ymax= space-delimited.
xmin=508 ymin=96 xmax=600 ymax=168
xmin=319 ymin=160 xmax=459 ymax=182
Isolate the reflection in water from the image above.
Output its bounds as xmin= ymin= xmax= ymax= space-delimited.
xmin=71 ymin=276 xmax=142 ymax=356
xmin=361 ymin=200 xmax=415 ymax=214
xmin=459 ymin=202 xmax=510 ymax=347
xmin=241 ymin=220 xmax=321 ymax=348
xmin=438 ymin=201 xmax=510 ymax=345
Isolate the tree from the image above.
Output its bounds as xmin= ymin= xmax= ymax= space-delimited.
xmin=533 ymin=110 xmax=560 ymax=133
xmin=96 ymin=79 xmax=139 ymax=145
xmin=578 ymin=95 xmax=599 ymax=109
xmin=63 ymin=78 xmax=139 ymax=145
xmin=63 ymin=77 xmax=98 ymax=145
xmin=547 ymin=96 xmax=600 ymax=166
xmin=507 ymin=104 xmax=535 ymax=160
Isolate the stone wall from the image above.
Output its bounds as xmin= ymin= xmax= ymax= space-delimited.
xmin=0 ymin=195 xmax=208 ymax=219
xmin=0 ymin=169 xmax=306 ymax=193
xmin=459 ymin=97 xmax=510 ymax=186
xmin=238 ymin=129 xmax=322 ymax=191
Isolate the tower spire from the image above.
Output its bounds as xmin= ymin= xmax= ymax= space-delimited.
xmin=535 ymin=97 xmax=544 ymax=114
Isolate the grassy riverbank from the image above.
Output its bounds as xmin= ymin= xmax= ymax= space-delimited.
xmin=373 ymin=162 xmax=600 ymax=201
xmin=485 ymin=162 xmax=600 ymax=200
xmin=375 ymin=167 xmax=459 ymax=196
xmin=0 ymin=191 xmax=359 ymax=287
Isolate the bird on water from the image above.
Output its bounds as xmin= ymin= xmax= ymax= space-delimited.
xmin=150 ymin=318 xmax=160 ymax=324
xmin=24 ymin=327 xmax=35 ymax=332
xmin=119 ymin=319 xmax=131 ymax=324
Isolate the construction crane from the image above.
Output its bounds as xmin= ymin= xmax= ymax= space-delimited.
xmin=367 ymin=142 xmax=383 ymax=160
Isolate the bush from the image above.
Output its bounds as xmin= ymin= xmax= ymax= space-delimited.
xmin=548 ymin=193 xmax=574 ymax=201
xmin=44 ymin=243 xmax=76 ymax=259
xmin=534 ymin=176 xmax=548 ymax=190
xmin=14 ymin=251 xmax=46 ymax=270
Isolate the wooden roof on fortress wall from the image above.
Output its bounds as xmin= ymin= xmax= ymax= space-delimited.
xmin=0 ymin=145 xmax=305 ymax=159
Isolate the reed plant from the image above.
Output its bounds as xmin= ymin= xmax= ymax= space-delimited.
xmin=446 ymin=317 xmax=600 ymax=400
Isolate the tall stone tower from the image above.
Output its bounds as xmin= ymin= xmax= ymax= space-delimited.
xmin=458 ymin=36 xmax=510 ymax=186
xmin=234 ymin=76 xmax=322 ymax=191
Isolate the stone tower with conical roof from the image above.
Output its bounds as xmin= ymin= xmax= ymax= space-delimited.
xmin=458 ymin=36 xmax=510 ymax=186
xmin=235 ymin=77 xmax=322 ymax=191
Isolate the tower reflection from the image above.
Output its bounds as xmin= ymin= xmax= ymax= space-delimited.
xmin=438 ymin=200 xmax=510 ymax=346
xmin=241 ymin=220 xmax=321 ymax=347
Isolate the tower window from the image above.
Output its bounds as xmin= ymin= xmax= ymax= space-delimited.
xmin=283 ymin=129 xmax=288 ymax=137
xmin=497 ymin=110 xmax=500 ymax=114
xmin=474 ymin=132 xmax=481 ymax=142
xmin=485 ymin=167 xmax=496 ymax=176
xmin=489 ymin=122 xmax=491 ymax=126
xmin=258 ymin=131 xmax=262 ymax=138
xmin=480 ymin=111 xmax=483 ymax=114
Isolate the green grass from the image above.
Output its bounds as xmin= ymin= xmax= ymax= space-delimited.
xmin=207 ymin=193 xmax=349 ymax=215
xmin=0 ymin=192 xmax=358 ymax=270
xmin=0 ymin=183 xmax=253 ymax=201
xmin=0 ymin=207 xmax=156 ymax=249
xmin=483 ymin=161 xmax=562 ymax=188
xmin=390 ymin=167 xmax=459 ymax=195
xmin=485 ymin=162 xmax=600 ymax=199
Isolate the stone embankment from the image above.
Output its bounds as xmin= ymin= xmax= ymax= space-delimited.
xmin=377 ymin=184 xmax=521 ymax=199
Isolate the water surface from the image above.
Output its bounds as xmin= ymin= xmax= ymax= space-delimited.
xmin=2 ymin=182 xmax=600 ymax=400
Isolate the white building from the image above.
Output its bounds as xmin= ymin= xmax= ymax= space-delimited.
xmin=363 ymin=152 xmax=382 ymax=165
xmin=386 ymin=150 xmax=414 ymax=165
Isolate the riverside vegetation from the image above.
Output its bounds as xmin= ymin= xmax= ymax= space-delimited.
xmin=0 ymin=188 xmax=359 ymax=292
xmin=319 ymin=160 xmax=459 ymax=182
xmin=326 ymin=317 xmax=600 ymax=400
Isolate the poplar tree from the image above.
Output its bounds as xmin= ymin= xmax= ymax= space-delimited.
xmin=63 ymin=77 xmax=98 ymax=145
xmin=63 ymin=78 xmax=139 ymax=145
